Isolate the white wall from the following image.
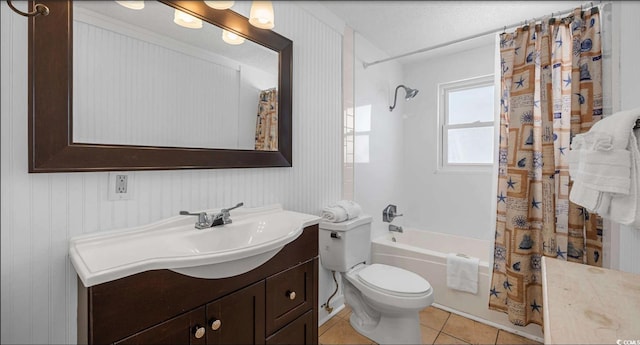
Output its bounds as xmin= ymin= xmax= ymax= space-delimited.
xmin=319 ymin=29 xmax=406 ymax=323
xmin=353 ymin=33 xmax=406 ymax=240
xmin=0 ymin=2 xmax=343 ymax=343
xmin=401 ymin=43 xmax=496 ymax=241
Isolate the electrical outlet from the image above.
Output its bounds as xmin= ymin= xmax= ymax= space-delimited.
xmin=115 ymin=174 xmax=128 ymax=194
xmin=108 ymin=172 xmax=134 ymax=200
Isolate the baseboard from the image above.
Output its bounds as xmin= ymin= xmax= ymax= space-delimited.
xmin=432 ymin=303 xmax=544 ymax=343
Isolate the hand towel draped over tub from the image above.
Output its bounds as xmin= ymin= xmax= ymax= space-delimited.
xmin=321 ymin=200 xmax=362 ymax=223
xmin=446 ymin=253 xmax=479 ymax=294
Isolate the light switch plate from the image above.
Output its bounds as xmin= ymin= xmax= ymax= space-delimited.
xmin=108 ymin=172 xmax=134 ymax=201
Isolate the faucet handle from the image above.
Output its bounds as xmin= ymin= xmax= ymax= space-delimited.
xmin=222 ymin=202 xmax=244 ymax=213
xmin=179 ymin=211 xmax=211 ymax=229
xmin=211 ymin=202 xmax=244 ymax=226
xmin=221 ymin=202 xmax=244 ymax=222
xmin=382 ymin=204 xmax=403 ymax=223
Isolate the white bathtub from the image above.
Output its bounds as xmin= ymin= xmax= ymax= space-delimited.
xmin=371 ymin=228 xmax=544 ymax=341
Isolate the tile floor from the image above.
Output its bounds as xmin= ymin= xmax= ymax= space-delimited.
xmin=319 ymin=305 xmax=542 ymax=345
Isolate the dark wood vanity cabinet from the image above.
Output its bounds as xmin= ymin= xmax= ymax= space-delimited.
xmin=113 ymin=307 xmax=207 ymax=345
xmin=78 ymin=225 xmax=318 ymax=345
xmin=205 ymin=281 xmax=266 ymax=344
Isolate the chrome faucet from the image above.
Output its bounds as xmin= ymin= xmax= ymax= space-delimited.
xmin=382 ymin=204 xmax=403 ymax=223
xmin=179 ymin=211 xmax=212 ymax=229
xmin=383 ymin=204 xmax=404 ymax=233
xmin=211 ymin=202 xmax=244 ymax=226
xmin=180 ymin=202 xmax=244 ymax=229
xmin=389 ymin=224 xmax=403 ymax=233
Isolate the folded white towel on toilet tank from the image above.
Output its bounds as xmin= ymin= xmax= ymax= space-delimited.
xmin=446 ymin=253 xmax=479 ymax=294
xmin=321 ymin=200 xmax=362 ymax=223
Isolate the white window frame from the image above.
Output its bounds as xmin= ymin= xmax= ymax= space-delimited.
xmin=437 ymin=74 xmax=496 ymax=173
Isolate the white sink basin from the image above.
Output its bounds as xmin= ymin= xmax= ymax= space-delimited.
xmin=69 ymin=204 xmax=320 ymax=287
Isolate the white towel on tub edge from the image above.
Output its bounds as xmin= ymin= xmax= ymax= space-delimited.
xmin=446 ymin=253 xmax=479 ymax=294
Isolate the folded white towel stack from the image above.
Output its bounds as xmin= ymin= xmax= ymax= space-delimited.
xmin=446 ymin=253 xmax=479 ymax=294
xmin=321 ymin=200 xmax=362 ymax=223
xmin=568 ymin=107 xmax=640 ymax=229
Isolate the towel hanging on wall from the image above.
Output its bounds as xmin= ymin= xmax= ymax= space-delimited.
xmin=568 ymin=107 xmax=640 ymax=229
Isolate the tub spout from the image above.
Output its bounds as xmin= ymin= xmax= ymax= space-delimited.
xmin=389 ymin=224 xmax=403 ymax=233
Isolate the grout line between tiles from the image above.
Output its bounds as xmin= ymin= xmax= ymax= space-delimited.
xmin=441 ymin=311 xmax=451 ymax=331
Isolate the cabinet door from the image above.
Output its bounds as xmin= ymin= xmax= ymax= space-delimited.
xmin=266 ymin=311 xmax=315 ymax=345
xmin=114 ymin=307 xmax=206 ymax=345
xmin=206 ymin=281 xmax=265 ymax=345
xmin=266 ymin=260 xmax=314 ymax=335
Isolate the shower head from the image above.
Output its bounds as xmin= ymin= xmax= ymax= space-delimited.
xmin=389 ymin=85 xmax=419 ymax=111
xmin=404 ymin=87 xmax=419 ymax=100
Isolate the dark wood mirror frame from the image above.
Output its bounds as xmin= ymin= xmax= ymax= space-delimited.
xmin=28 ymin=0 xmax=292 ymax=173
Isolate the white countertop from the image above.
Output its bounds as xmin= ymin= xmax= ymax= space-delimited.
xmin=69 ymin=204 xmax=321 ymax=287
xmin=542 ymin=257 xmax=640 ymax=344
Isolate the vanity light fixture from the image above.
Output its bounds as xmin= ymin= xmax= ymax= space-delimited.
xmin=204 ymin=1 xmax=235 ymax=10
xmin=174 ymin=9 xmax=203 ymax=29
xmin=222 ymin=30 xmax=246 ymax=45
xmin=249 ymin=1 xmax=275 ymax=29
xmin=115 ymin=1 xmax=145 ymax=10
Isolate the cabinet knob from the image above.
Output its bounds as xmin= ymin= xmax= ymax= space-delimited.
xmin=287 ymin=290 xmax=296 ymax=300
xmin=193 ymin=325 xmax=206 ymax=339
xmin=210 ymin=318 xmax=222 ymax=331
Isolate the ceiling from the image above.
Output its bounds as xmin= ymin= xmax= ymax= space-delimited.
xmin=321 ymin=1 xmax=586 ymax=65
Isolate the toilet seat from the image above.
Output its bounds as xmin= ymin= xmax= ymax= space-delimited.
xmin=356 ymin=263 xmax=431 ymax=298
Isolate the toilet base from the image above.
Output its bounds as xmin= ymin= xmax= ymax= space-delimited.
xmin=340 ymin=266 xmax=433 ymax=345
xmin=349 ymin=310 xmax=422 ymax=345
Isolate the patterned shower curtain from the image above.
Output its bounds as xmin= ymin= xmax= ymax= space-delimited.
xmin=490 ymin=7 xmax=603 ymax=327
xmin=255 ymin=88 xmax=278 ymax=151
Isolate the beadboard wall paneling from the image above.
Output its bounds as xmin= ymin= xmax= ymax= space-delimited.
xmin=0 ymin=2 xmax=342 ymax=343
xmin=73 ymin=18 xmax=266 ymax=149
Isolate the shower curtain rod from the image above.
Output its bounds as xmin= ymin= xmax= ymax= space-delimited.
xmin=362 ymin=1 xmax=608 ymax=69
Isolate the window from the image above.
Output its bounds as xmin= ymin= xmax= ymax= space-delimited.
xmin=354 ymin=105 xmax=371 ymax=164
xmin=438 ymin=75 xmax=496 ymax=172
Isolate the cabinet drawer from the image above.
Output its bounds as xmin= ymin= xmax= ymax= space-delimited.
xmin=114 ymin=307 xmax=206 ymax=345
xmin=265 ymin=260 xmax=314 ymax=335
xmin=266 ymin=310 xmax=315 ymax=345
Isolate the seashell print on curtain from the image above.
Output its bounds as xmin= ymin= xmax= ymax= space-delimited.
xmin=255 ymin=88 xmax=278 ymax=151
xmin=489 ymin=6 xmax=603 ymax=327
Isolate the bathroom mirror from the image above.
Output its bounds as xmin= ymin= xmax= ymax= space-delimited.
xmin=28 ymin=0 xmax=293 ymax=172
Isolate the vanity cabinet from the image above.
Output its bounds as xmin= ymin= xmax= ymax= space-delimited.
xmin=78 ymin=225 xmax=318 ymax=345
xmin=113 ymin=307 xmax=207 ymax=345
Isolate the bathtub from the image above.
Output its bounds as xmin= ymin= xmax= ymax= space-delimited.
xmin=371 ymin=228 xmax=544 ymax=341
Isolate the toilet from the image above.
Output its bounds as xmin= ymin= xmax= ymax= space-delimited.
xmin=319 ymin=215 xmax=434 ymax=345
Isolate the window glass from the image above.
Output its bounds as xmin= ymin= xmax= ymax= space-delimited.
xmin=447 ymin=127 xmax=494 ymax=164
xmin=438 ymin=75 xmax=495 ymax=171
xmin=448 ymin=85 xmax=494 ymax=124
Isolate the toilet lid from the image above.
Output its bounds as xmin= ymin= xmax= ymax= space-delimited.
xmin=357 ymin=264 xmax=431 ymax=297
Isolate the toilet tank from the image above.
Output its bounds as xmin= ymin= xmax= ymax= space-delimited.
xmin=319 ymin=215 xmax=372 ymax=272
